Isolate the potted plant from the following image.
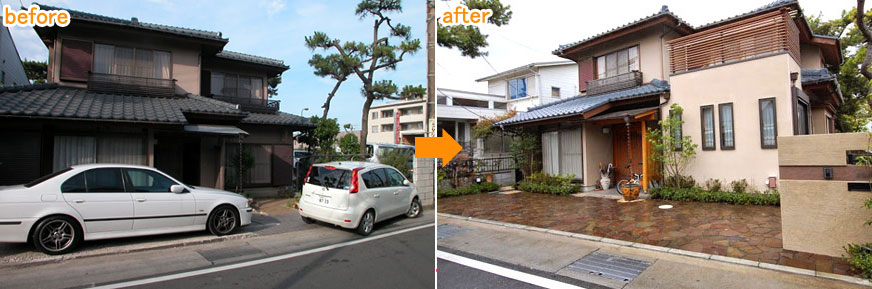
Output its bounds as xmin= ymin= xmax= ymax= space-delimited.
xmin=620 ymin=183 xmax=641 ymax=201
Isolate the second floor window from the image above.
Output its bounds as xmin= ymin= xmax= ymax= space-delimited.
xmin=371 ymin=112 xmax=378 ymax=119
xmin=401 ymin=122 xmax=424 ymax=131
xmin=508 ymin=77 xmax=526 ymax=99
xmin=93 ymin=44 xmax=170 ymax=79
xmin=596 ymin=46 xmax=638 ymax=79
xmin=381 ymin=110 xmax=394 ymax=118
xmin=211 ymin=72 xmax=264 ymax=99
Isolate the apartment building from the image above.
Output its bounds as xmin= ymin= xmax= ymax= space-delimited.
xmin=0 ymin=4 xmax=312 ymax=194
xmin=497 ymin=0 xmax=841 ymax=191
xmin=367 ymin=98 xmax=428 ymax=145
xmin=476 ymin=60 xmax=578 ymax=112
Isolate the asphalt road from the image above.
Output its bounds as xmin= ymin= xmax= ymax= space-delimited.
xmin=437 ymin=259 xmax=543 ymax=289
xmin=125 ymin=226 xmax=434 ymax=289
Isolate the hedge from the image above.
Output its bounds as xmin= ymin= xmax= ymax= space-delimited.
xmin=649 ymin=187 xmax=779 ymax=206
xmin=515 ymin=173 xmax=580 ymax=195
xmin=437 ymin=182 xmax=500 ymax=198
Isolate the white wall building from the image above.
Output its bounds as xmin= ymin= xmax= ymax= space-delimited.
xmin=476 ymin=61 xmax=579 ymax=112
xmin=367 ymin=98 xmax=428 ymax=145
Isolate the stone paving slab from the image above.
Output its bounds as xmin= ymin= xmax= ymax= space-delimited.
xmin=438 ymin=192 xmax=855 ymax=276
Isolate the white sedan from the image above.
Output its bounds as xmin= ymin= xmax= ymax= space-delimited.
xmin=298 ymin=162 xmax=421 ymax=236
xmin=0 ymin=164 xmax=252 ymax=254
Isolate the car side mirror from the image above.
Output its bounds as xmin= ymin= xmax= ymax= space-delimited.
xmin=403 ymin=179 xmax=411 ymax=186
xmin=170 ymin=185 xmax=185 ymax=194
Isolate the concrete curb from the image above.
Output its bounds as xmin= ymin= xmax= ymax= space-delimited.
xmin=437 ymin=213 xmax=872 ymax=287
xmin=0 ymin=232 xmax=256 ymax=269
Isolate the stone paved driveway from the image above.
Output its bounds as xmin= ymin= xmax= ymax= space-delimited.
xmin=438 ymin=192 xmax=853 ymax=276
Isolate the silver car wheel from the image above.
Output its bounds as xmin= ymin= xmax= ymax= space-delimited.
xmin=213 ymin=208 xmax=237 ymax=234
xmin=39 ymin=219 xmax=75 ymax=253
xmin=362 ymin=212 xmax=374 ymax=234
xmin=406 ymin=199 xmax=421 ymax=218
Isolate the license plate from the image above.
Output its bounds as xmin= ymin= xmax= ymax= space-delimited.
xmin=318 ymin=196 xmax=330 ymax=204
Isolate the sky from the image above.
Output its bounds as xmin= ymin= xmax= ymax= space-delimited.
xmin=436 ymin=0 xmax=857 ymax=93
xmin=8 ymin=0 xmax=427 ymax=128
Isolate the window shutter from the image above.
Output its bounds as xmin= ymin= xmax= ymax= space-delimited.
xmin=60 ymin=39 xmax=93 ymax=80
xmin=578 ymin=58 xmax=593 ymax=93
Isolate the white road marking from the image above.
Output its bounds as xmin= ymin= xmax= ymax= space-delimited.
xmin=91 ymin=224 xmax=434 ymax=289
xmin=438 ymin=250 xmax=586 ymax=289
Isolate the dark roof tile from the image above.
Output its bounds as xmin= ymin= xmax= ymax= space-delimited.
xmin=216 ymin=51 xmax=288 ymax=69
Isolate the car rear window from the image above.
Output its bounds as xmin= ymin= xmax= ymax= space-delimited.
xmin=25 ymin=168 xmax=72 ymax=187
xmin=307 ymin=166 xmax=351 ymax=189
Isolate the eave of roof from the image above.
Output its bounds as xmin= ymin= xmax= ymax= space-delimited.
xmin=215 ymin=51 xmax=289 ymax=71
xmin=475 ymin=61 xmax=574 ymax=82
xmin=496 ymin=80 xmax=669 ymax=126
xmin=553 ymin=6 xmax=693 ymax=57
xmin=694 ymin=0 xmax=797 ymax=31
xmin=35 ymin=3 xmax=228 ymax=43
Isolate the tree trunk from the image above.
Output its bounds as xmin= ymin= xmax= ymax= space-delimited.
xmin=321 ymin=79 xmax=345 ymax=119
xmin=359 ymin=95 xmax=375 ymax=160
xmin=857 ymin=0 xmax=872 ymax=79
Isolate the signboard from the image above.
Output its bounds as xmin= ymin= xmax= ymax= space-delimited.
xmin=394 ymin=110 xmax=401 ymax=144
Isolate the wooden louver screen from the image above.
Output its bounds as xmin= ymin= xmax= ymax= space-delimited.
xmin=667 ymin=9 xmax=800 ymax=74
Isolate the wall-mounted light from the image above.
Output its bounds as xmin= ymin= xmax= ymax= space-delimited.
xmin=602 ymin=127 xmax=610 ymax=134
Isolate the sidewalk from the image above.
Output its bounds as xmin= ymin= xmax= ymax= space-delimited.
xmin=437 ymin=214 xmax=870 ymax=288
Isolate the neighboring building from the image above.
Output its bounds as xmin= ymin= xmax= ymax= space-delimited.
xmin=497 ymin=0 xmax=842 ymax=192
xmin=367 ymin=98 xmax=428 ymax=145
xmin=476 ymin=61 xmax=578 ymax=112
xmin=436 ymin=88 xmax=510 ymax=156
xmin=0 ymin=18 xmax=28 ymax=86
xmin=0 ymin=4 xmax=313 ymax=195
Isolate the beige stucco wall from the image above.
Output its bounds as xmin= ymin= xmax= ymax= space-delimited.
xmin=665 ymin=53 xmax=799 ymax=190
xmin=810 ymin=107 xmax=832 ymax=134
xmin=51 ymin=27 xmax=203 ymax=95
xmin=582 ymin=122 xmax=613 ymax=188
xmin=574 ymin=26 xmax=681 ymax=84
xmin=779 ymin=133 xmax=872 ymax=257
xmin=800 ymin=44 xmax=824 ymax=69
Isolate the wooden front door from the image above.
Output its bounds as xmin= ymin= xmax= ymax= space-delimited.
xmin=612 ymin=122 xmax=643 ymax=182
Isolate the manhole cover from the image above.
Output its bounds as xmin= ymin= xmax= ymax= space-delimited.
xmin=567 ymin=252 xmax=651 ymax=282
xmin=437 ymin=224 xmax=465 ymax=240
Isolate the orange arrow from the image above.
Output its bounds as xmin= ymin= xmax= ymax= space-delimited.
xmin=415 ymin=129 xmax=463 ymax=167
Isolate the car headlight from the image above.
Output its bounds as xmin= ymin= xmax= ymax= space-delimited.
xmin=244 ymin=199 xmax=251 ymax=208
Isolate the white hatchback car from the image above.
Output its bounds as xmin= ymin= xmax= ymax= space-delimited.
xmin=298 ymin=162 xmax=421 ymax=236
xmin=0 ymin=164 xmax=252 ymax=254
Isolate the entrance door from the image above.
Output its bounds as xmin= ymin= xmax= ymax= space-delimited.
xmin=613 ymin=122 xmax=643 ymax=182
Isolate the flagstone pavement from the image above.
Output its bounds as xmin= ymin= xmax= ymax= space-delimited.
xmin=437 ymin=192 xmax=854 ymax=276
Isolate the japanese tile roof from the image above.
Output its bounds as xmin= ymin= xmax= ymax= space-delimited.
xmin=695 ymin=0 xmax=797 ymax=31
xmin=496 ymin=80 xmax=670 ymax=126
xmin=801 ymin=68 xmax=836 ymax=85
xmin=554 ymin=5 xmax=692 ymax=55
xmin=242 ymin=112 xmax=312 ymax=126
xmin=0 ymin=83 xmax=311 ymax=127
xmin=475 ymin=61 xmax=575 ymax=82
xmin=216 ymin=51 xmax=289 ymax=70
xmin=36 ymin=3 xmax=227 ymax=42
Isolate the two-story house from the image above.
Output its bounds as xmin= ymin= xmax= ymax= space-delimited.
xmin=0 ymin=4 xmax=312 ymax=196
xmin=476 ymin=60 xmax=578 ymax=112
xmin=496 ymin=0 xmax=842 ymax=192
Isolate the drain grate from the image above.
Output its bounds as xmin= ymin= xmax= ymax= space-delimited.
xmin=437 ymin=224 xmax=465 ymax=239
xmin=567 ymin=252 xmax=651 ymax=282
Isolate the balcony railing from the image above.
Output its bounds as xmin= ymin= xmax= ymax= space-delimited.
xmin=212 ymin=94 xmax=280 ymax=113
xmin=88 ymin=72 xmax=176 ymax=98
xmin=586 ymin=71 xmax=643 ymax=95
xmin=667 ymin=8 xmax=799 ymax=74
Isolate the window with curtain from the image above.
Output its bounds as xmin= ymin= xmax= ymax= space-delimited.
xmin=53 ymin=135 xmax=145 ymax=171
xmin=596 ymin=46 xmax=639 ymax=79
xmin=93 ymin=44 xmax=170 ymax=79
xmin=759 ymin=98 xmax=777 ymax=148
xmin=701 ymin=105 xmax=715 ymax=150
xmin=508 ymin=77 xmax=526 ymax=99
xmin=796 ymin=100 xmax=810 ymax=135
xmin=210 ymin=71 xmax=263 ymax=99
xmin=719 ymin=103 xmax=734 ymax=149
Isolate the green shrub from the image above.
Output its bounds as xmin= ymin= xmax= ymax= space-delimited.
xmin=730 ymin=179 xmax=752 ymax=193
xmin=437 ymin=182 xmax=500 ymax=198
xmin=515 ymin=172 xmax=580 ymax=195
xmin=650 ymin=186 xmax=779 ymax=206
xmin=665 ymin=175 xmax=696 ymax=189
xmin=845 ymin=243 xmax=872 ymax=279
xmin=704 ymin=179 xmax=723 ymax=192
